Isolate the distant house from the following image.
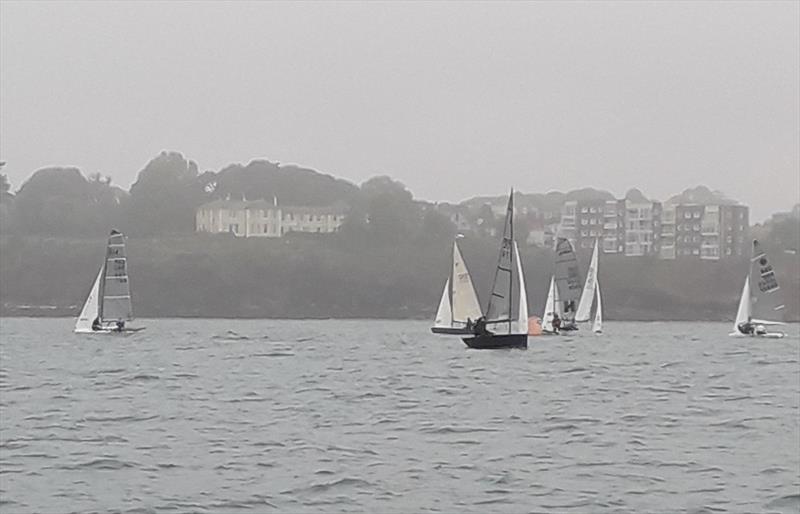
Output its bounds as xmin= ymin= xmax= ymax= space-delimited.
xmin=196 ymin=197 xmax=347 ymax=238
xmin=525 ymin=220 xmax=556 ymax=248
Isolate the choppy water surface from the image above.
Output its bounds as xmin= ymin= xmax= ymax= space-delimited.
xmin=1 ymin=319 xmax=798 ymax=513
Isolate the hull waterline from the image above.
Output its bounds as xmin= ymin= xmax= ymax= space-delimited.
xmin=462 ymin=333 xmax=527 ymax=349
xmin=431 ymin=327 xmax=474 ymax=335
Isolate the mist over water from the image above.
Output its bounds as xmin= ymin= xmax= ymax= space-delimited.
xmin=1 ymin=318 xmax=798 ymax=513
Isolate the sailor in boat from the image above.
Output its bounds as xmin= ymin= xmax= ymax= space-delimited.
xmin=755 ymin=324 xmax=767 ymax=336
xmin=114 ymin=320 xmax=125 ymax=332
xmin=552 ymin=313 xmax=562 ymax=334
xmin=472 ymin=316 xmax=492 ymax=336
xmin=92 ymin=317 xmax=102 ymax=331
xmin=466 ymin=318 xmax=474 ymax=332
xmin=737 ymin=321 xmax=755 ymax=335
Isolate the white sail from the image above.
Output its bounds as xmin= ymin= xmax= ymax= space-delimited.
xmin=451 ymin=242 xmax=482 ymax=323
xmin=542 ymin=276 xmax=557 ymax=332
xmin=576 ymin=240 xmax=599 ymax=322
xmin=514 ymin=241 xmax=528 ymax=334
xmin=592 ymin=279 xmax=603 ymax=334
xmin=74 ymin=268 xmax=102 ymax=333
xmin=434 ymin=278 xmax=453 ymax=328
xmin=732 ymin=276 xmax=751 ymax=332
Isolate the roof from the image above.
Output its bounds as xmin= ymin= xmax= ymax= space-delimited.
xmin=198 ymin=198 xmax=347 ymax=214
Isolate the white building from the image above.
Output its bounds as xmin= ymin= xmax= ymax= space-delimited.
xmin=624 ymin=199 xmax=661 ymax=257
xmin=196 ymin=198 xmax=347 ymax=238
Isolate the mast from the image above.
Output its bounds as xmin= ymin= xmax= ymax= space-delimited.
xmin=508 ymin=189 xmax=514 ymax=334
xmin=485 ymin=191 xmax=515 ymax=328
xmin=97 ymin=261 xmax=107 ymax=322
xmin=449 ymin=242 xmax=455 ymax=314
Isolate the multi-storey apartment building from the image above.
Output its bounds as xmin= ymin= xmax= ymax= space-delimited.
xmin=671 ymin=203 xmax=748 ymax=259
xmin=675 ymin=204 xmax=705 ymax=258
xmin=719 ymin=204 xmax=749 ymax=258
xmin=659 ymin=204 xmax=677 ymax=259
xmin=623 ymin=198 xmax=662 ymax=257
xmin=558 ymin=196 xmax=661 ymax=256
xmin=573 ymin=199 xmax=608 ymax=251
xmin=602 ymin=199 xmax=626 ymax=254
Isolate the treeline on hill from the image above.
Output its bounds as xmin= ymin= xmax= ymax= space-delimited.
xmin=0 ymin=151 xmax=798 ymax=320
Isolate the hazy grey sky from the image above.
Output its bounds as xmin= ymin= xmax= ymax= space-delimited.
xmin=1 ymin=1 xmax=798 ymax=221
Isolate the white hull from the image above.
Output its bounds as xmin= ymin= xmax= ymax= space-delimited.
xmin=728 ymin=331 xmax=785 ymax=339
xmin=75 ymin=327 xmax=145 ymax=334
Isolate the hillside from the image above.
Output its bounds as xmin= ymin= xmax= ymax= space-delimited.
xmin=2 ymin=234 xmax=797 ymax=321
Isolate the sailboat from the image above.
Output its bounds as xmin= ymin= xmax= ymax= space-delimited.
xmin=591 ymin=280 xmax=603 ymax=334
xmin=461 ymin=191 xmax=529 ymax=349
xmin=729 ymin=240 xmax=785 ymax=338
xmin=74 ymin=230 xmax=144 ymax=334
xmin=553 ymin=237 xmax=583 ymax=331
xmin=431 ymin=240 xmax=483 ymax=334
xmin=575 ymin=239 xmax=603 ymax=334
xmin=541 ymin=276 xmax=561 ymax=334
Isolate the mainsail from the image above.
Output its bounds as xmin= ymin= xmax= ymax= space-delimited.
xmin=451 ymin=242 xmax=482 ymax=323
xmin=74 ymin=268 xmax=102 ymax=332
xmin=541 ymin=276 xmax=559 ymax=332
xmin=732 ymin=276 xmax=750 ymax=332
xmin=99 ymin=231 xmax=133 ymax=323
xmin=485 ymin=192 xmax=514 ymax=327
xmin=592 ymin=279 xmax=603 ymax=333
xmin=749 ymin=240 xmax=785 ymax=324
xmin=513 ymin=241 xmax=529 ymax=334
xmin=554 ymin=238 xmax=583 ymax=323
xmin=575 ymin=240 xmax=599 ymax=323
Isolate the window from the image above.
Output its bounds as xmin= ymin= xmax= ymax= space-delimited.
xmin=581 ymin=219 xmax=588 ymax=225
xmin=693 ymin=212 xmax=700 ymax=218
xmin=684 ymin=212 xmax=691 ymax=219
xmin=581 ymin=207 xmax=588 ymax=213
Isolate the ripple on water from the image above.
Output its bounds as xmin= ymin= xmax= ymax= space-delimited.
xmin=1 ymin=319 xmax=798 ymax=513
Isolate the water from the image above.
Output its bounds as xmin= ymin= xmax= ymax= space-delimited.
xmin=1 ymin=319 xmax=798 ymax=514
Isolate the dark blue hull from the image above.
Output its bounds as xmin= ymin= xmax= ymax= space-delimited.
xmin=462 ymin=333 xmax=527 ymax=349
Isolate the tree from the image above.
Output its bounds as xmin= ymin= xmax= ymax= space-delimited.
xmin=213 ymin=160 xmax=358 ymax=206
xmin=353 ymin=176 xmax=421 ymax=242
xmin=11 ymin=167 xmax=119 ymax=236
xmin=125 ymin=151 xmax=204 ymax=235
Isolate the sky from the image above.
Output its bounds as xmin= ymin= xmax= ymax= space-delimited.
xmin=1 ymin=1 xmax=798 ymax=221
